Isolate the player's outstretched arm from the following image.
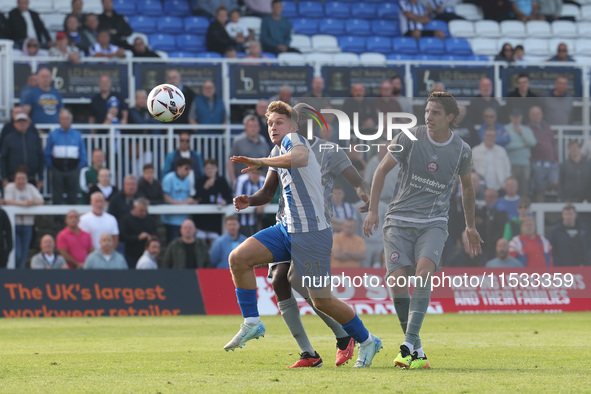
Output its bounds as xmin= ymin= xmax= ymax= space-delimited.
xmin=363 ymin=154 xmax=397 ymax=237
xmin=459 ymin=172 xmax=484 ymax=256
xmin=341 ymin=165 xmax=370 ymax=211
xmin=234 ymin=170 xmax=280 ymax=212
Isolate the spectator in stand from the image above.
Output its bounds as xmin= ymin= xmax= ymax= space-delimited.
xmin=529 ymin=105 xmax=559 ymax=202
xmin=108 ymin=175 xmax=142 ymax=223
xmin=475 ymin=188 xmax=509 ymax=261
xmin=57 ymin=210 xmax=93 ymax=269
xmin=260 ymin=0 xmax=299 ymax=55
xmin=128 ymin=89 xmax=161 ymax=132
xmin=425 ymin=0 xmax=464 ymax=22
xmin=506 ymin=73 xmax=540 ymax=124
xmin=89 ymin=29 xmax=125 ymax=58
xmin=65 ymin=0 xmax=86 ymax=28
xmin=119 ymin=197 xmax=157 ymax=268
xmin=138 ymin=164 xmax=164 ymax=205
xmin=472 ymin=128 xmax=512 ymax=192
xmin=269 ymin=85 xmax=296 ymax=105
xmin=485 ymin=238 xmax=523 ymax=268
xmin=454 ymin=104 xmax=480 ymax=148
xmin=331 ymin=218 xmax=366 ymax=268
xmin=136 ymin=237 xmax=160 ymax=270
xmin=479 ymin=0 xmax=512 ymax=21
xmin=19 ymin=75 xmax=37 ymax=106
xmin=494 ymin=42 xmax=514 ymax=62
xmin=79 ymin=149 xmax=104 ymax=204
xmin=375 ymin=80 xmax=402 ymax=119
xmin=503 ymin=196 xmax=531 ymax=240
xmin=509 ymin=216 xmax=553 ymax=267
xmin=512 ymin=44 xmax=525 ymax=63
xmin=209 ymin=215 xmax=247 ymax=268
xmin=547 ymin=42 xmax=575 ymax=62
xmin=3 ymin=166 xmax=43 ymax=269
xmin=446 ymin=229 xmax=485 ymax=267
xmin=301 ymin=76 xmax=331 ymax=112
xmin=471 ymin=171 xmax=486 ymax=207
xmin=548 ymin=205 xmax=590 ymax=266
xmin=543 ymin=76 xmax=573 ymax=126
xmin=22 ymin=68 xmax=64 ymax=125
xmin=194 ymin=159 xmax=233 ymax=242
xmin=228 ymin=114 xmax=270 ymax=186
xmin=538 ymin=0 xmax=562 ymax=22
xmin=244 ymin=0 xmax=272 ymax=16
xmin=163 ymin=219 xmax=211 ymax=269
xmin=332 ymin=183 xmax=356 ymax=231
xmin=467 ymin=77 xmax=500 ymax=133
xmin=44 ymin=109 xmax=87 ymax=205
xmin=496 ymin=177 xmax=521 ymax=220
xmin=166 ymin=69 xmax=195 ymax=125
xmin=49 ymin=31 xmax=82 ymax=64
xmin=0 ymin=107 xmax=26 ymax=158
xmin=188 ymin=80 xmax=226 ymax=128
xmin=31 ymin=234 xmax=68 ymax=269
xmin=162 ymin=158 xmax=196 ymax=243
xmin=88 ymin=168 xmax=117 ymax=203
xmin=79 ymin=191 xmax=119 ymax=249
xmin=84 ymin=233 xmax=127 ymax=269
xmin=20 ymin=37 xmax=47 ymax=66
xmin=559 ymin=140 xmax=591 ymax=203
xmin=254 ymin=99 xmax=271 ymax=146
xmin=7 ymin=0 xmax=52 ymax=48
xmin=207 ymin=7 xmax=242 ymax=55
xmin=1 ymin=113 xmax=44 ymax=188
xmin=226 ymin=9 xmax=253 ymax=43
xmin=131 ymin=36 xmax=159 ymax=58
xmin=391 ymin=75 xmax=413 ymax=114
xmin=505 ymin=108 xmax=536 ymax=197
xmin=341 ymin=83 xmax=377 ymax=132
xmin=478 ymin=107 xmax=510 ymax=147
xmin=162 ymin=132 xmax=204 ymax=195
xmin=511 ymin=0 xmax=543 ymax=22
xmin=98 ymin=0 xmax=132 ymax=49
xmin=244 ymin=41 xmax=270 ymax=65
xmin=191 ymin=0 xmax=238 ymax=19
xmin=0 ymin=11 xmax=8 ymax=39
xmin=82 ymin=13 xmax=99 ymax=47
xmin=398 ymin=0 xmax=446 ymax=40
xmin=234 ymin=168 xmax=265 ymax=237
xmin=64 ymin=15 xmax=92 ymax=55
xmin=89 ymin=75 xmax=128 ymax=126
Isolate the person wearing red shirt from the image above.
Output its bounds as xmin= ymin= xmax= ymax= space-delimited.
xmin=56 ymin=210 xmax=94 ymax=269
xmin=508 ymin=216 xmax=553 ymax=268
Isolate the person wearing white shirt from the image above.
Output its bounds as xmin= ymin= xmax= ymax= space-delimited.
xmin=472 ymin=129 xmax=511 ymax=191
xmin=136 ymin=238 xmax=160 ymax=270
xmin=79 ymin=191 xmax=119 ymax=249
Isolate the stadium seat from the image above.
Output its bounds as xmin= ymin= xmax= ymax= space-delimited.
xmin=196 ymin=52 xmax=223 ymax=59
xmin=448 ymin=20 xmax=475 ymax=38
xmin=155 ymin=50 xmax=169 ymax=59
xmin=386 ymin=53 xmax=414 ymax=61
xmin=185 ymin=17 xmax=210 ymax=35
xmin=439 ymin=54 xmax=471 ymax=61
xmin=291 ymin=34 xmax=312 ymax=53
xmin=30 ymin=0 xmax=53 ymax=13
xmin=241 ymin=17 xmax=262 ymax=38
xmin=84 ymin=0 xmax=102 ymax=13
xmin=42 ymin=13 xmax=64 ymax=32
xmin=455 ymin=3 xmax=483 ymax=21
xmin=467 ymin=55 xmax=491 ymax=62
xmin=304 ymin=53 xmax=333 ymax=64
xmin=164 ymin=0 xmax=191 ymax=16
xmin=311 ymin=34 xmax=340 ymax=53
xmin=138 ymin=0 xmax=164 ymax=16
xmin=526 ymin=20 xmax=552 ymax=38
xmin=419 ymin=37 xmax=445 ymax=55
xmin=278 ymin=52 xmax=306 ymax=64
xmin=574 ymin=38 xmax=591 ymax=55
xmin=577 ymin=21 xmax=591 ymax=36
xmin=359 ymin=52 xmax=386 ymax=65
xmin=561 ymin=4 xmax=581 ymax=20
xmin=261 ymin=52 xmax=277 ymax=58
xmin=291 ymin=18 xmax=319 ymax=35
xmin=53 ymin=0 xmax=71 ymax=13
xmin=338 ymin=36 xmax=366 ymax=53
xmin=324 ymin=2 xmax=351 ymax=19
xmin=350 ymin=3 xmax=377 ymax=19
xmin=392 ymin=36 xmax=418 ymax=54
xmin=445 ymin=38 xmax=472 ymax=55
xmin=469 ymin=38 xmax=499 ymax=56
xmin=333 ymin=52 xmax=360 ymax=65
xmin=168 ymin=51 xmax=197 ymax=58
xmin=282 ymin=1 xmax=297 ymax=18
xmin=298 ymin=1 xmax=324 ymax=17
xmin=523 ymin=38 xmax=550 ymax=56
xmin=148 ymin=34 xmax=178 ymax=52
xmin=581 ymin=4 xmax=591 ymax=21
xmin=319 ymin=18 xmax=346 ymax=36
xmin=414 ymin=54 xmax=443 ymax=61
xmin=499 ymin=20 xmax=526 ymax=38
xmin=113 ymin=0 xmax=136 ymax=16
xmin=176 ymin=34 xmax=207 ymax=52
xmin=158 ymin=16 xmax=184 ymax=34
xmin=128 ymin=16 xmax=157 ymax=33
xmin=551 ymin=20 xmax=577 ymax=38
xmin=377 ymin=3 xmax=399 ymax=20
xmin=371 ymin=20 xmax=400 ymax=37
xmin=423 ymin=20 xmax=449 ymax=36
xmin=366 ymin=36 xmax=392 ymax=53
xmin=474 ymin=20 xmax=500 ymax=38
xmin=345 ymin=19 xmax=371 ymax=36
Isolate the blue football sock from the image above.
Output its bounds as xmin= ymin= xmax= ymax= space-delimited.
xmin=235 ymin=288 xmax=259 ymax=318
xmin=342 ymin=314 xmax=369 ymax=344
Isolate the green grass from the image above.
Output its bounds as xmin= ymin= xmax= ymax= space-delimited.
xmin=1 ymin=313 xmax=590 ymax=392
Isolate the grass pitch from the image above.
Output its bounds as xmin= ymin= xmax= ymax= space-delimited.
xmin=1 ymin=313 xmax=590 ymax=392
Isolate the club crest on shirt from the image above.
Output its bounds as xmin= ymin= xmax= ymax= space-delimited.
xmin=427 ymin=161 xmax=438 ymax=173
xmin=390 ymin=251 xmax=400 ymax=263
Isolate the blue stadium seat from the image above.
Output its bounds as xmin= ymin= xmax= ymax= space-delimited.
xmin=386 ymin=53 xmax=415 ymax=61
xmin=377 ymin=3 xmax=399 ymax=19
xmin=319 ymin=18 xmax=345 ymax=35
xmin=392 ymin=37 xmax=418 ymax=54
xmin=291 ymin=18 xmax=319 ymax=35
xmin=345 ymin=19 xmax=371 ymax=36
xmin=168 ymin=51 xmax=198 ymax=58
xmin=148 ymin=34 xmax=178 ymax=51
xmin=350 ymin=3 xmax=377 ymax=19
xmin=137 ymin=0 xmax=164 ymax=16
xmin=261 ymin=52 xmax=277 ymax=58
xmin=414 ymin=54 xmax=443 ymax=61
xmin=423 ymin=20 xmax=449 ymax=36
xmin=366 ymin=36 xmax=392 ymax=53
xmin=418 ymin=37 xmax=445 ymax=55
xmin=185 ymin=17 xmax=210 ymax=35
xmin=158 ymin=16 xmax=184 ymax=34
xmin=176 ymin=34 xmax=207 ymax=52
xmin=282 ymin=1 xmax=298 ymax=18
xmin=324 ymin=2 xmax=351 ymax=19
xmin=466 ymin=55 xmax=490 ymax=61
xmin=439 ymin=54 xmax=471 ymax=61
xmin=445 ymin=38 xmax=472 ymax=55
xmin=113 ymin=0 xmax=135 ymax=16
xmin=298 ymin=1 xmax=324 ymax=17
xmin=338 ymin=36 xmax=366 ymax=53
xmin=196 ymin=52 xmax=223 ymax=58
xmin=128 ymin=16 xmax=156 ymax=33
xmin=163 ymin=0 xmax=191 ymax=16
xmin=371 ymin=20 xmax=400 ymax=36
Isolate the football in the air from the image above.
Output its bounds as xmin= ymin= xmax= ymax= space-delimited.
xmin=147 ymin=84 xmax=185 ymax=122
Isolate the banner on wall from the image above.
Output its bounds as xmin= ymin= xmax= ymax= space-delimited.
xmin=502 ymin=67 xmax=582 ymax=97
xmin=229 ymin=65 xmax=313 ymax=99
xmin=322 ymin=66 xmax=405 ymax=97
xmin=413 ymin=66 xmax=493 ymax=97
xmin=134 ymin=64 xmax=222 ymax=97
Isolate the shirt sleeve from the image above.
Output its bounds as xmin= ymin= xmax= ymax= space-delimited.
xmin=331 ymin=148 xmax=353 ymax=177
xmin=458 ymin=142 xmax=473 ymax=176
xmin=268 ymin=146 xmax=280 ymax=172
xmin=389 ymin=129 xmax=413 ymax=165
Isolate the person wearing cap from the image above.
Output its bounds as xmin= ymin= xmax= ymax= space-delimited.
xmin=0 ymin=112 xmax=44 ymax=189
xmin=504 ymin=107 xmax=537 ymax=197
xmin=49 ymin=31 xmax=81 ymax=64
xmin=88 ymin=29 xmax=125 ymax=58
xmin=89 ymin=74 xmax=127 ymax=128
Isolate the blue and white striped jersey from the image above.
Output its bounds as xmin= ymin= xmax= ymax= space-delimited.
xmin=234 ymin=173 xmax=265 ymax=226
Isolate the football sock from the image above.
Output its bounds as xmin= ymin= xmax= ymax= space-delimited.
xmin=405 ymin=277 xmax=432 ymax=351
xmin=415 ymin=347 xmax=425 ymax=358
xmin=305 ymin=298 xmax=348 ymax=339
xmin=403 ymin=341 xmax=414 ymax=354
xmin=244 ymin=317 xmax=261 ymax=325
xmin=342 ymin=314 xmax=370 ymax=344
xmin=236 ymin=288 xmax=259 ymax=319
xmin=392 ymin=289 xmax=410 ymax=334
xmin=360 ymin=333 xmax=373 ymax=346
xmin=278 ymin=297 xmax=315 ymax=355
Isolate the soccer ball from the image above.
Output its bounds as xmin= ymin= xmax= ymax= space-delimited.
xmin=147 ymin=84 xmax=186 ymax=122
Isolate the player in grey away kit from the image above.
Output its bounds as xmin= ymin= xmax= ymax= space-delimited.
xmin=363 ymin=92 xmax=483 ymax=369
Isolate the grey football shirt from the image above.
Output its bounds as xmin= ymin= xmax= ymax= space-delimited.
xmin=387 ymin=126 xmax=472 ymax=222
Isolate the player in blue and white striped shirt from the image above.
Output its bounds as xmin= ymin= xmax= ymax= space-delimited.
xmin=233 ymin=168 xmax=265 ymax=236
